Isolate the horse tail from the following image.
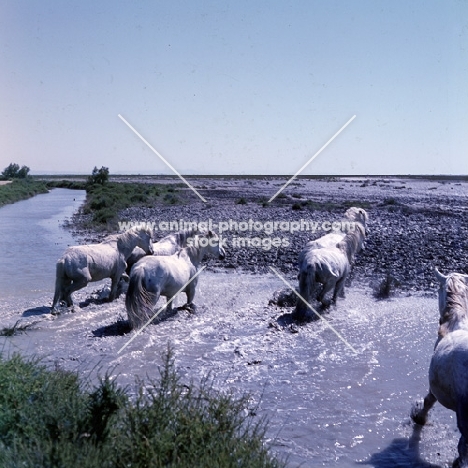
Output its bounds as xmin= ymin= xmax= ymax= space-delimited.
xmin=294 ymin=262 xmax=317 ymax=321
xmin=52 ymin=258 xmax=66 ymax=310
xmin=125 ymin=267 xmax=157 ymax=329
xmin=304 ymin=262 xmax=318 ymax=307
xmin=125 ymin=247 xmax=147 ymax=275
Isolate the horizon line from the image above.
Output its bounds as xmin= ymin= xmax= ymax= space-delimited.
xmin=30 ymin=173 xmax=468 ymax=180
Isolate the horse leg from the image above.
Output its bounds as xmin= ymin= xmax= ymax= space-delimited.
xmin=164 ymin=296 xmax=173 ymax=313
xmin=64 ymin=273 xmax=90 ymax=307
xmin=319 ymin=279 xmax=336 ymax=308
xmin=183 ymin=284 xmax=197 ymax=313
xmin=411 ymin=390 xmax=437 ymax=426
xmin=293 ymin=270 xmax=314 ymax=321
xmin=454 ymin=398 xmax=468 ymax=467
xmin=52 ymin=260 xmax=68 ymax=311
xmin=109 ymin=276 xmax=120 ymax=301
xmin=62 ymin=279 xmax=73 ymax=306
xmin=332 ymin=276 xmax=346 ymax=303
xmin=52 ymin=279 xmax=71 ymax=309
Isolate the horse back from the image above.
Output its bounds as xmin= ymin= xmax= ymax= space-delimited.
xmin=62 ymin=244 xmax=122 ymax=281
xmin=306 ymin=233 xmax=346 ymax=250
xmin=301 ymin=247 xmax=348 ymax=280
xmin=137 ymin=254 xmax=194 ymax=293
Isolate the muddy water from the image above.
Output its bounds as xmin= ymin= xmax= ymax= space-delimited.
xmin=0 ymin=190 xmax=459 ymax=467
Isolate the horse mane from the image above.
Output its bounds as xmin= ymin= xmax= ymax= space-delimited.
xmin=336 ymin=223 xmax=365 ymax=263
xmin=176 ymin=228 xmax=198 ymax=245
xmin=101 ymin=234 xmax=120 ymax=244
xmin=438 ymin=274 xmax=468 ymax=337
xmin=106 ymin=227 xmax=152 ymax=249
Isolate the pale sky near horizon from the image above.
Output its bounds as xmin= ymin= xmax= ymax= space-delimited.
xmin=1 ymin=1 xmax=467 ymax=176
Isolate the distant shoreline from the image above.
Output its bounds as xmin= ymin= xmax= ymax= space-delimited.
xmin=32 ymin=174 xmax=468 ymax=182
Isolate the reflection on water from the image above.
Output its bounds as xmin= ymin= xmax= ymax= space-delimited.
xmin=0 ymin=188 xmax=85 ymax=314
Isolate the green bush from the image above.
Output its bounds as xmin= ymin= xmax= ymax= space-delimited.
xmin=46 ymin=179 xmax=87 ymax=190
xmin=1 ymin=162 xmax=30 ymax=179
xmin=0 ymin=179 xmax=49 ymax=207
xmin=82 ymin=182 xmax=180 ymax=228
xmin=0 ymin=350 xmax=284 ymax=468
xmin=87 ymin=166 xmax=109 ymax=186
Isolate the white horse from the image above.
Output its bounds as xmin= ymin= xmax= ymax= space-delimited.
xmin=126 ymin=230 xmax=226 ymax=329
xmin=125 ymin=228 xmax=199 ymax=274
xmin=52 ymin=227 xmax=153 ymax=311
xmin=294 ymin=222 xmax=366 ymax=320
xmin=301 ymin=207 xmax=368 ymax=251
xmin=411 ymin=268 xmax=468 ymax=467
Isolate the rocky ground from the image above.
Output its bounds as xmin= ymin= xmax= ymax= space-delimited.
xmin=71 ymin=176 xmax=468 ymax=293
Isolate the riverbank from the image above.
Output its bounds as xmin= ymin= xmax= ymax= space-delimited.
xmin=0 ymin=179 xmax=50 ymax=206
xmin=70 ymin=175 xmax=468 ymax=292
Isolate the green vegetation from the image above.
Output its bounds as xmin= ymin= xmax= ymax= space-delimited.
xmin=87 ymin=166 xmax=110 ymax=186
xmin=82 ymin=181 xmax=181 ymax=227
xmin=0 ymin=349 xmax=284 ymax=468
xmin=46 ymin=179 xmax=87 ymax=190
xmin=1 ymin=162 xmax=30 ymax=179
xmin=372 ymin=273 xmax=399 ymax=299
xmin=0 ymin=179 xmax=49 ymax=207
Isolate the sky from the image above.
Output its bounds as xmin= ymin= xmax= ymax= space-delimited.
xmin=1 ymin=1 xmax=467 ymax=176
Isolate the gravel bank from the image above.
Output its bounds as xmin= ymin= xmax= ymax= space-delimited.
xmin=71 ymin=176 xmax=468 ymax=292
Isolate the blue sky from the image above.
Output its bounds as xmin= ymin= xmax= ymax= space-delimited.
xmin=1 ymin=1 xmax=467 ymax=175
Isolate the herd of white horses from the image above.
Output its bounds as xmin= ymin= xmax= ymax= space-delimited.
xmin=50 ymin=206 xmax=468 ymax=467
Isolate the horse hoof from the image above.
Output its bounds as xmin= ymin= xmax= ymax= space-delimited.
xmin=181 ymin=303 xmax=197 ymax=313
xmin=410 ymin=403 xmax=427 ymax=426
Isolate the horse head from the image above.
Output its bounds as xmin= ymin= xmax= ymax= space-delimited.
xmin=207 ymin=229 xmax=226 ymax=260
xmin=435 ymin=267 xmax=468 ymax=332
xmin=344 ymin=207 xmax=369 ymax=227
xmin=135 ymin=227 xmax=154 ymax=255
xmin=337 ymin=223 xmax=366 ymax=263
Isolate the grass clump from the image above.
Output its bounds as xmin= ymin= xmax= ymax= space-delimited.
xmin=82 ymin=182 xmax=180 ymax=228
xmin=0 ymin=179 xmax=49 ymax=207
xmin=0 ymin=320 xmax=35 ymax=336
xmin=0 ymin=349 xmax=284 ymax=468
xmin=372 ymin=273 xmax=399 ymax=299
xmin=258 ymin=196 xmax=269 ymax=207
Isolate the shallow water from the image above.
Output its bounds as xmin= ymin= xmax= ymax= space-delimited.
xmin=0 ymin=189 xmax=460 ymax=467
xmin=0 ymin=188 xmax=86 ymax=313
